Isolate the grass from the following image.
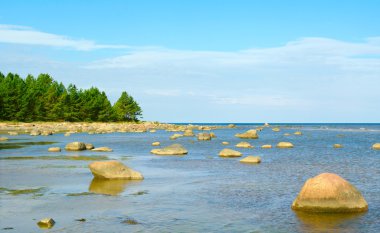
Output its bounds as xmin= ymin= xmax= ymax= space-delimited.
xmin=0 ymin=141 xmax=57 ymax=150
xmin=0 ymin=187 xmax=46 ymax=196
xmin=0 ymin=155 xmax=109 ymax=161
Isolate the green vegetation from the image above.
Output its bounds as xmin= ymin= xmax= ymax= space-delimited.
xmin=0 ymin=72 xmax=142 ymax=122
xmin=0 ymin=141 xmax=57 ymax=150
xmin=0 ymin=155 xmax=109 ymax=161
xmin=0 ymin=187 xmax=46 ymax=196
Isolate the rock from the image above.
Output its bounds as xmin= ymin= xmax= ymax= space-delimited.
xmin=372 ymin=143 xmax=380 ymax=150
xmin=197 ymin=133 xmax=211 ymax=140
xmin=89 ymin=160 xmax=143 ymax=180
xmin=41 ymin=131 xmax=53 ymax=136
xmin=240 ymin=156 xmax=261 ymax=164
xmin=227 ymin=124 xmax=236 ymax=128
xmin=222 ymin=141 xmax=229 ymax=145
xmin=276 ymin=142 xmax=294 ymax=148
xmin=85 ymin=143 xmax=94 ymax=150
xmin=92 ymin=147 xmax=113 ymax=152
xmin=152 ymin=142 xmax=160 ymax=146
xmin=183 ymin=129 xmax=194 ymax=137
xmin=272 ymin=127 xmax=280 ymax=132
xmin=170 ymin=133 xmax=183 ymax=140
xmin=30 ymin=130 xmax=41 ymax=136
xmin=37 ymin=218 xmax=55 ymax=229
xmin=65 ymin=142 xmax=86 ymax=151
xmin=8 ymin=132 xmax=18 ymax=136
xmin=219 ymin=148 xmax=242 ymax=157
xmin=64 ymin=132 xmax=71 ymax=137
xmin=149 ymin=129 xmax=156 ymax=133
xmin=235 ymin=129 xmax=259 ymax=139
xmin=261 ymin=144 xmax=272 ymax=149
xmin=0 ymin=137 xmax=8 ymax=141
xmin=291 ymin=173 xmax=368 ymax=213
xmin=236 ymin=142 xmax=253 ymax=148
xmin=294 ymin=131 xmax=302 ymax=135
xmin=151 ymin=144 xmax=188 ymax=155
xmin=333 ymin=144 xmax=343 ymax=148
xmin=284 ymin=133 xmax=291 ymax=136
xmin=210 ymin=132 xmax=216 ymax=138
xmin=48 ymin=147 xmax=61 ymax=152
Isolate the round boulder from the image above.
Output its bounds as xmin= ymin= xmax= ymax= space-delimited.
xmin=292 ymin=173 xmax=368 ymax=213
xmin=219 ymin=148 xmax=242 ymax=157
xmin=240 ymin=156 xmax=261 ymax=164
xmin=372 ymin=143 xmax=380 ymax=150
xmin=65 ymin=142 xmax=86 ymax=151
xmin=151 ymin=144 xmax=188 ymax=155
xmin=235 ymin=129 xmax=258 ymax=139
xmin=276 ymin=142 xmax=294 ymax=148
xmin=89 ymin=160 xmax=143 ymax=180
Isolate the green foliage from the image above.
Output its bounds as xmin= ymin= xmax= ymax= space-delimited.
xmin=0 ymin=72 xmax=142 ymax=122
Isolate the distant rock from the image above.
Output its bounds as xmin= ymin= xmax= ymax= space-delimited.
xmin=333 ymin=144 xmax=343 ymax=148
xmin=170 ymin=133 xmax=183 ymax=140
xmin=30 ymin=130 xmax=41 ymax=136
xmin=64 ymin=132 xmax=71 ymax=137
xmin=227 ymin=124 xmax=236 ymax=128
xmin=272 ymin=127 xmax=280 ymax=132
xmin=210 ymin=132 xmax=216 ymax=138
xmin=219 ymin=148 xmax=242 ymax=157
xmin=48 ymin=147 xmax=61 ymax=152
xmin=222 ymin=141 xmax=229 ymax=145
xmin=264 ymin=123 xmax=269 ymax=126
xmin=183 ymin=129 xmax=194 ymax=137
xmin=41 ymin=131 xmax=53 ymax=136
xmin=152 ymin=142 xmax=160 ymax=146
xmin=236 ymin=142 xmax=253 ymax=148
xmin=276 ymin=142 xmax=294 ymax=148
xmin=92 ymin=147 xmax=113 ymax=152
xmin=151 ymin=144 xmax=188 ymax=155
xmin=261 ymin=144 xmax=272 ymax=149
xmin=149 ymin=129 xmax=156 ymax=133
xmin=89 ymin=160 xmax=143 ymax=180
xmin=292 ymin=173 xmax=368 ymax=213
xmin=294 ymin=131 xmax=302 ymax=135
xmin=85 ymin=143 xmax=94 ymax=150
xmin=37 ymin=218 xmax=55 ymax=229
xmin=65 ymin=142 xmax=86 ymax=151
xmin=372 ymin=143 xmax=380 ymax=150
xmin=197 ymin=133 xmax=211 ymax=141
xmin=240 ymin=156 xmax=261 ymax=164
xmin=235 ymin=129 xmax=258 ymax=139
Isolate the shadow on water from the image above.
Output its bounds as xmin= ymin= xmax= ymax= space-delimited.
xmin=294 ymin=211 xmax=366 ymax=232
xmin=0 ymin=141 xmax=57 ymax=150
xmin=89 ymin=178 xmax=141 ymax=196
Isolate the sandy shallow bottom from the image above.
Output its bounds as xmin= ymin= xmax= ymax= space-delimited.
xmin=1 ymin=124 xmax=380 ymax=232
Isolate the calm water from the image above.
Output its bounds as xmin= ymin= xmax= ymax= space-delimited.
xmin=1 ymin=124 xmax=380 ymax=232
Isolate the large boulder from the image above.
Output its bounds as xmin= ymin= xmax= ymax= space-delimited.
xmin=65 ymin=142 xmax=86 ymax=151
xmin=276 ymin=142 xmax=294 ymax=148
xmin=236 ymin=142 xmax=253 ymax=148
xmin=183 ymin=129 xmax=194 ymax=137
xmin=88 ymin=160 xmax=143 ymax=180
xmin=197 ymin=133 xmax=211 ymax=141
xmin=240 ymin=156 xmax=261 ymax=164
xmin=219 ymin=149 xmax=242 ymax=157
xmin=151 ymin=144 xmax=188 ymax=155
xmin=235 ymin=129 xmax=258 ymax=139
xmin=372 ymin=143 xmax=380 ymax=150
xmin=92 ymin=147 xmax=113 ymax=152
xmin=292 ymin=173 xmax=368 ymax=213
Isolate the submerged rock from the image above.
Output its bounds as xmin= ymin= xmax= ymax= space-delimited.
xmin=292 ymin=173 xmax=368 ymax=213
xmin=197 ymin=133 xmax=211 ymax=141
xmin=151 ymin=144 xmax=188 ymax=155
xmin=37 ymin=218 xmax=55 ymax=229
xmin=219 ymin=148 xmax=242 ymax=157
xmin=236 ymin=142 xmax=253 ymax=148
xmin=222 ymin=141 xmax=229 ymax=145
xmin=48 ymin=147 xmax=61 ymax=152
xmin=152 ymin=142 xmax=160 ymax=146
xmin=89 ymin=160 xmax=143 ymax=180
xmin=65 ymin=142 xmax=86 ymax=151
xmin=372 ymin=143 xmax=380 ymax=150
xmin=276 ymin=142 xmax=294 ymax=148
xmin=235 ymin=129 xmax=259 ymax=139
xmin=294 ymin=131 xmax=302 ymax=135
xmin=333 ymin=144 xmax=343 ymax=148
xmin=261 ymin=144 xmax=272 ymax=149
xmin=92 ymin=147 xmax=113 ymax=152
xmin=240 ymin=156 xmax=261 ymax=164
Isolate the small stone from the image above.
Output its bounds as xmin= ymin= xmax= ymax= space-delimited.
xmin=235 ymin=129 xmax=258 ymax=139
xmin=261 ymin=144 xmax=272 ymax=149
xmin=152 ymin=142 xmax=160 ymax=146
xmin=8 ymin=132 xmax=18 ymax=136
xmin=276 ymin=142 xmax=294 ymax=148
xmin=333 ymin=144 xmax=343 ymax=148
xmin=235 ymin=142 xmax=253 ymax=148
xmin=272 ymin=127 xmax=280 ymax=132
xmin=37 ymin=218 xmax=55 ymax=229
xmin=151 ymin=144 xmax=188 ymax=155
xmin=294 ymin=131 xmax=302 ymax=135
xmin=170 ymin=133 xmax=183 ymax=140
xmin=89 ymin=160 xmax=143 ymax=180
xmin=222 ymin=141 xmax=229 ymax=145
xmin=92 ymin=147 xmax=113 ymax=152
xmin=219 ymin=148 xmax=242 ymax=157
xmin=372 ymin=143 xmax=380 ymax=150
xmin=240 ymin=156 xmax=261 ymax=164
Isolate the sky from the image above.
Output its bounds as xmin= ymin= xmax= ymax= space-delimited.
xmin=0 ymin=0 xmax=379 ymax=123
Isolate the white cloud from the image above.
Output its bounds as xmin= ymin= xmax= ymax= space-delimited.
xmin=0 ymin=24 xmax=130 ymax=51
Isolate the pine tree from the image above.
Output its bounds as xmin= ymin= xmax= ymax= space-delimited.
xmin=113 ymin=91 xmax=142 ymax=121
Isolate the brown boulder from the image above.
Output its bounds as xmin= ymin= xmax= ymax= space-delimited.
xmin=235 ymin=129 xmax=259 ymax=139
xmin=219 ymin=148 xmax=242 ymax=157
xmin=88 ymin=160 xmax=143 ymax=180
xmin=65 ymin=142 xmax=86 ymax=151
xmin=151 ymin=144 xmax=188 ymax=155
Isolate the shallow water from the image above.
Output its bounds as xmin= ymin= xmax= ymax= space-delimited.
xmin=0 ymin=124 xmax=379 ymax=232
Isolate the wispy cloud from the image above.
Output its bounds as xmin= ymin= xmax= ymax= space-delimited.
xmin=0 ymin=24 xmax=131 ymax=51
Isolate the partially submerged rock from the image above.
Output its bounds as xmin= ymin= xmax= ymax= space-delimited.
xmin=372 ymin=143 xmax=380 ymax=150
xmin=235 ymin=129 xmax=259 ymax=139
xmin=197 ymin=133 xmax=211 ymax=141
xmin=85 ymin=143 xmax=94 ymax=150
xmin=152 ymin=142 xmax=160 ymax=146
xmin=170 ymin=133 xmax=183 ymax=140
xmin=48 ymin=147 xmax=61 ymax=152
xmin=292 ymin=173 xmax=368 ymax=213
xmin=277 ymin=142 xmax=294 ymax=148
xmin=89 ymin=160 xmax=143 ymax=180
xmin=151 ymin=144 xmax=188 ymax=155
xmin=261 ymin=144 xmax=272 ymax=149
xmin=65 ymin=142 xmax=86 ymax=151
xmin=37 ymin=218 xmax=55 ymax=229
xmin=333 ymin=144 xmax=343 ymax=148
xmin=236 ymin=142 xmax=253 ymax=148
xmin=240 ymin=156 xmax=261 ymax=164
xmin=92 ymin=147 xmax=113 ymax=152
xmin=219 ymin=148 xmax=242 ymax=157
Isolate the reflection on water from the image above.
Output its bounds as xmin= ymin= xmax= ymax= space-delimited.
xmin=295 ymin=211 xmax=365 ymax=232
xmin=89 ymin=178 xmax=139 ymax=196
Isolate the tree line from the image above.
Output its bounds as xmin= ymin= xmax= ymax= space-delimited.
xmin=0 ymin=72 xmax=142 ymax=122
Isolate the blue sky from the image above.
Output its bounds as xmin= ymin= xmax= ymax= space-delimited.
xmin=0 ymin=0 xmax=379 ymax=122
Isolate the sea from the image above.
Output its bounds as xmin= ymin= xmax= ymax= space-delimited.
xmin=0 ymin=123 xmax=379 ymax=232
